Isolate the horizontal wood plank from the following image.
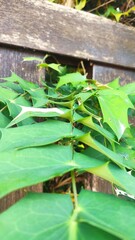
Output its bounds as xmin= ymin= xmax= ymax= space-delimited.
xmin=0 ymin=46 xmax=45 ymax=81
xmin=0 ymin=0 xmax=135 ymax=69
xmin=92 ymin=64 xmax=135 ymax=84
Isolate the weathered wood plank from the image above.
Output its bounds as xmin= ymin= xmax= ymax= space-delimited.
xmin=0 ymin=184 xmax=43 ymax=213
xmin=0 ymin=0 xmax=135 ymax=69
xmin=0 ymin=46 xmax=45 ymax=81
xmin=92 ymin=175 xmax=113 ymax=194
xmin=92 ymin=64 xmax=135 ymax=84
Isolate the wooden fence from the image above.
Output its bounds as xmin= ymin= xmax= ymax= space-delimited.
xmin=0 ymin=0 xmax=135 ymax=212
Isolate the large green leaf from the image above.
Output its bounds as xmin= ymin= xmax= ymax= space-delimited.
xmin=87 ymin=161 xmax=135 ymax=196
xmin=2 ymin=72 xmax=39 ymax=90
xmin=78 ymin=190 xmax=135 ymax=239
xmin=0 ymin=145 xmax=75 ymax=198
xmin=78 ymin=133 xmax=128 ymax=168
xmin=0 ymin=120 xmax=78 ymax=150
xmin=6 ymin=104 xmax=68 ymax=128
xmin=56 ymin=72 xmax=87 ymax=89
xmin=1 ymin=126 xmax=134 ymax=197
xmin=0 ymin=85 xmax=18 ymax=103
xmin=97 ymin=89 xmax=133 ymax=139
xmin=0 ymin=120 xmax=100 ymax=197
xmin=0 ymin=146 xmax=107 ymax=198
xmin=0 ymin=191 xmax=135 ymax=239
xmin=74 ymin=147 xmax=135 ymax=196
xmin=0 ymin=193 xmax=73 ymax=240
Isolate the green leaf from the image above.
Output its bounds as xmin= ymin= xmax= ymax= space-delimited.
xmin=107 ymin=78 xmax=120 ymax=89
xmin=78 ymin=133 xmax=128 ymax=168
xmin=0 ymin=85 xmax=18 ymax=103
xmin=87 ymin=161 xmax=135 ymax=196
xmin=77 ymin=116 xmax=115 ymax=143
xmin=75 ymin=147 xmax=135 ymax=196
xmin=0 ymin=145 xmax=75 ymax=198
xmin=74 ymin=150 xmax=107 ymax=170
xmin=7 ymin=96 xmax=35 ymax=126
xmin=0 ymin=140 xmax=107 ymax=198
xmin=0 ymin=191 xmax=135 ymax=239
xmin=0 ymin=81 xmax=24 ymax=93
xmin=120 ymin=82 xmax=135 ymax=95
xmin=23 ymin=57 xmax=43 ymax=62
xmin=75 ymin=0 xmax=86 ymax=10
xmin=104 ymin=6 xmax=122 ymax=22
xmin=78 ymin=190 xmax=135 ymax=239
xmin=0 ymin=193 xmax=73 ymax=240
xmin=56 ymin=72 xmax=87 ymax=89
xmin=2 ymin=72 xmax=39 ymax=90
xmin=75 ymin=91 xmax=96 ymax=104
xmin=0 ymin=120 xmax=84 ymax=197
xmin=0 ymin=112 xmax=11 ymax=128
xmin=0 ymin=120 xmax=76 ymax=150
xmin=26 ymin=88 xmax=48 ymax=107
xmin=49 ymin=99 xmax=74 ymax=109
xmin=115 ymin=141 xmax=135 ymax=169
xmin=38 ymin=63 xmax=62 ymax=73
xmin=97 ymin=89 xmax=133 ymax=139
xmin=6 ymin=104 xmax=68 ymax=128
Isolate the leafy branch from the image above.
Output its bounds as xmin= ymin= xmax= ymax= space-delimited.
xmin=0 ymin=58 xmax=135 ymax=239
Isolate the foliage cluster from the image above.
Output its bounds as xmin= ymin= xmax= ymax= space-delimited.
xmin=50 ymin=0 xmax=135 ymax=26
xmin=0 ymin=58 xmax=135 ymax=239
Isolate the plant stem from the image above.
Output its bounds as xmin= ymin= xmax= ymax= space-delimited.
xmin=0 ymin=105 xmax=7 ymax=112
xmin=71 ymin=170 xmax=78 ymax=208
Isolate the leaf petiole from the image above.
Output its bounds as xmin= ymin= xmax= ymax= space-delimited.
xmin=71 ymin=170 xmax=78 ymax=209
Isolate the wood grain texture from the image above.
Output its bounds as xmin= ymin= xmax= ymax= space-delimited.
xmin=0 ymin=184 xmax=43 ymax=213
xmin=92 ymin=175 xmax=113 ymax=194
xmin=0 ymin=46 xmax=45 ymax=82
xmin=0 ymin=0 xmax=135 ymax=69
xmin=92 ymin=64 xmax=135 ymax=84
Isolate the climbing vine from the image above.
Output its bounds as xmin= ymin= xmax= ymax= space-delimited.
xmin=0 ymin=58 xmax=135 ymax=239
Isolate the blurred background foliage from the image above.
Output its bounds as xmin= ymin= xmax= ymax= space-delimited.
xmin=49 ymin=0 xmax=135 ymax=26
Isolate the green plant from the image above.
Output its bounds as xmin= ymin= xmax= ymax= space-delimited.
xmin=49 ymin=0 xmax=135 ymax=26
xmin=0 ymin=58 xmax=135 ymax=239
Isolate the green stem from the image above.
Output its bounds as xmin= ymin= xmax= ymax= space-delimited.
xmin=71 ymin=170 xmax=78 ymax=209
xmin=0 ymin=105 xmax=7 ymax=112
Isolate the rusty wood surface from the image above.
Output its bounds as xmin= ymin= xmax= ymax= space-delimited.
xmin=0 ymin=0 xmax=135 ymax=69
